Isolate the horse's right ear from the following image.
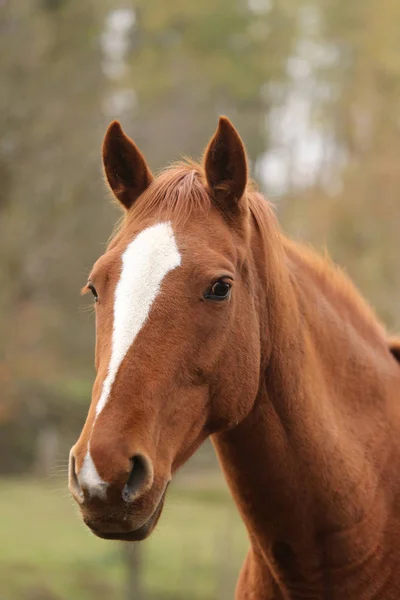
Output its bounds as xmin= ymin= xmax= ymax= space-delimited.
xmin=102 ymin=121 xmax=153 ymax=210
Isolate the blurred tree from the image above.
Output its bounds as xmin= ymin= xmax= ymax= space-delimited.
xmin=121 ymin=0 xmax=298 ymax=166
xmin=0 ymin=0 xmax=114 ymax=470
xmin=321 ymin=0 xmax=400 ymax=329
xmin=279 ymin=0 xmax=400 ymax=330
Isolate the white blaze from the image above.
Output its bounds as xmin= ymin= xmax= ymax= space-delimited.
xmin=78 ymin=442 xmax=107 ymax=493
xmin=78 ymin=222 xmax=181 ymax=496
xmin=96 ymin=221 xmax=181 ymax=417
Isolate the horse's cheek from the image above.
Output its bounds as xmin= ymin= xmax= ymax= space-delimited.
xmin=212 ymin=338 xmax=260 ymax=430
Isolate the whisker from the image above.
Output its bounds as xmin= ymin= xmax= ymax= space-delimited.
xmin=45 ymin=470 xmax=68 ymax=478
xmin=47 ymin=487 xmax=70 ymax=495
xmin=78 ymin=304 xmax=95 ymax=316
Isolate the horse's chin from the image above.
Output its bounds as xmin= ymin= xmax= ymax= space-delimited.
xmin=85 ymin=487 xmax=167 ymax=542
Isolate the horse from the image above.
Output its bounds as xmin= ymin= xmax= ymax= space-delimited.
xmin=69 ymin=116 xmax=400 ymax=599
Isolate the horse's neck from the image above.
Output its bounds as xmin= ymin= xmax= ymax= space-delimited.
xmin=212 ymin=226 xmax=400 ymax=590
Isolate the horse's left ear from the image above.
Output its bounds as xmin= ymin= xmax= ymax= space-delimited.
xmin=102 ymin=121 xmax=154 ymax=210
xmin=204 ymin=116 xmax=248 ymax=213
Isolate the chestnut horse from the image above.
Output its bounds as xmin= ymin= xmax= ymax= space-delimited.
xmin=69 ymin=117 xmax=400 ymax=599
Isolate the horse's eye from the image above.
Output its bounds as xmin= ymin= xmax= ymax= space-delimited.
xmin=88 ymin=283 xmax=98 ymax=303
xmin=204 ymin=280 xmax=232 ymax=302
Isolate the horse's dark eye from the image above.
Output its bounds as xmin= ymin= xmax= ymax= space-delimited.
xmin=88 ymin=283 xmax=98 ymax=302
xmin=204 ymin=280 xmax=232 ymax=302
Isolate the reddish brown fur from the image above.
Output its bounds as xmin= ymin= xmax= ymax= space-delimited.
xmin=70 ymin=117 xmax=400 ymax=599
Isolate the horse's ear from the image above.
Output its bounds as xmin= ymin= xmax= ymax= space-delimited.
xmin=102 ymin=121 xmax=153 ymax=210
xmin=204 ymin=116 xmax=248 ymax=213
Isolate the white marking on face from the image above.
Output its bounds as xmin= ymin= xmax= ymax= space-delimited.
xmin=78 ymin=443 xmax=108 ymax=499
xmin=95 ymin=221 xmax=181 ymax=417
xmin=79 ymin=222 xmax=181 ymax=495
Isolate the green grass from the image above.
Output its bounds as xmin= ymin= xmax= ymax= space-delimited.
xmin=0 ymin=474 xmax=248 ymax=600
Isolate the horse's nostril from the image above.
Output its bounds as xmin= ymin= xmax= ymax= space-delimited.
xmin=122 ymin=454 xmax=154 ymax=503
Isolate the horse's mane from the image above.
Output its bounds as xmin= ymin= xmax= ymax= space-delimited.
xmin=129 ymin=160 xmax=213 ymax=225
xmin=282 ymin=238 xmax=388 ymax=343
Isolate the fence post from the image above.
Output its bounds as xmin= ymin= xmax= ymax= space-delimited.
xmin=122 ymin=542 xmax=145 ymax=600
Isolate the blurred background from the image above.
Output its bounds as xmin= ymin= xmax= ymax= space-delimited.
xmin=1 ymin=0 xmax=399 ymax=598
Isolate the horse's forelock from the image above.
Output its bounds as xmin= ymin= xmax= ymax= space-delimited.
xmin=129 ymin=161 xmax=212 ymax=226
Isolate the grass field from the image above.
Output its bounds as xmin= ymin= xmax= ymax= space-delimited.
xmin=0 ymin=472 xmax=248 ymax=600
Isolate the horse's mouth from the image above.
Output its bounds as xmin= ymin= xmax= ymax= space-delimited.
xmin=87 ymin=488 xmax=167 ymax=542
